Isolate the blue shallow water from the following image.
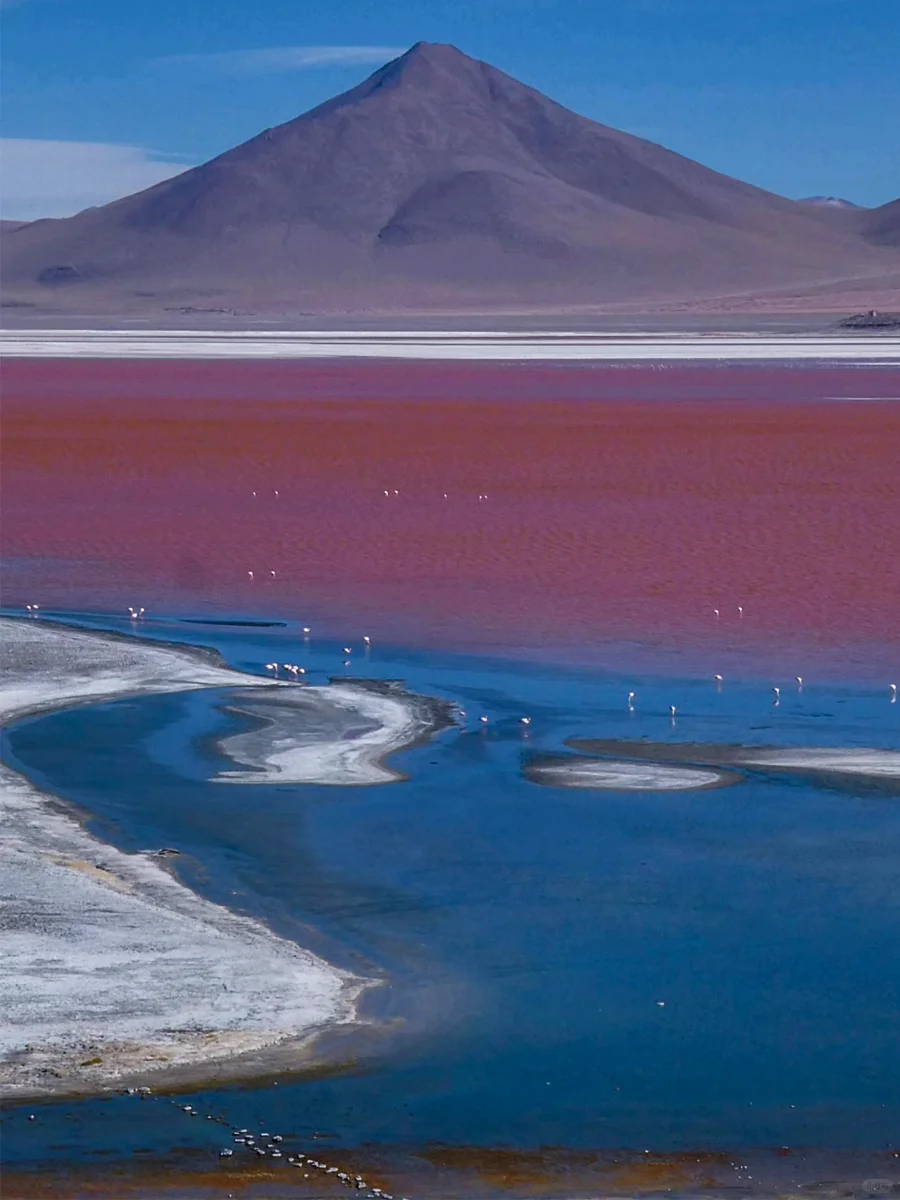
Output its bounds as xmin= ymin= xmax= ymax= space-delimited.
xmin=2 ymin=612 xmax=899 ymax=1179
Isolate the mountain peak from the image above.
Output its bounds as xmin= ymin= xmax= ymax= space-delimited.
xmin=798 ymin=196 xmax=861 ymax=209
xmin=3 ymin=43 xmax=897 ymax=315
xmin=374 ymin=40 xmax=491 ymax=90
xmin=403 ymin=41 xmax=471 ymax=63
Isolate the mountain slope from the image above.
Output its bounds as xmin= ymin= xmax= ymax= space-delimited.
xmin=861 ymin=199 xmax=900 ymax=247
xmin=2 ymin=42 xmax=897 ymax=313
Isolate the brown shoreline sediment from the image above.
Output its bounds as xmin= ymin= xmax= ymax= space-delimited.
xmin=5 ymin=1141 xmax=900 ymax=1199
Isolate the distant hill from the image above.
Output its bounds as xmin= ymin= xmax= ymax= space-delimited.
xmin=2 ymin=43 xmax=898 ymax=315
xmin=797 ymin=196 xmax=861 ymax=209
xmin=861 ymin=199 xmax=900 ymax=247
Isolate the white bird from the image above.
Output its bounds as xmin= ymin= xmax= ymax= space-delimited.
xmin=265 ymin=663 xmax=278 ymax=675
xmin=738 ymin=606 xmax=744 ymax=618
xmin=520 ymin=716 xmax=532 ymax=725
xmin=713 ymin=609 xmax=720 ymax=619
xmin=714 ymin=673 xmax=723 ymax=684
xmin=343 ymin=646 xmax=352 ymax=655
xmin=796 ymin=675 xmax=804 ymax=687
xmin=248 ymin=570 xmax=254 ymax=580
xmin=302 ymin=626 xmax=311 ymax=635
xmin=384 ymin=490 xmax=390 ymax=497
xmin=669 ymin=705 xmax=677 ymax=718
xmin=772 ymin=686 xmax=781 ymax=697
xmin=479 ymin=716 xmax=489 ymax=724
xmin=363 ymin=635 xmax=371 ymax=645
xmin=627 ymin=691 xmax=636 ymax=708
xmin=891 ymin=683 xmax=897 ymax=702
xmin=270 ymin=570 xmax=276 ymax=578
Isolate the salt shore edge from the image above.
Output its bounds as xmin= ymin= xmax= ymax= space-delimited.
xmin=0 ymin=617 xmax=437 ymax=1100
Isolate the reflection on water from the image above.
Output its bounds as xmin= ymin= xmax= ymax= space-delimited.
xmin=2 ymin=615 xmax=900 ymax=1192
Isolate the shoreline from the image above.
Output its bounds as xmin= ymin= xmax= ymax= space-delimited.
xmin=0 ymin=618 xmax=442 ymax=1101
xmin=2 ymin=328 xmax=900 ymax=361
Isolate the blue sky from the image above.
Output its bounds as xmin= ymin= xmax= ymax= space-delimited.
xmin=1 ymin=0 xmax=897 ymax=219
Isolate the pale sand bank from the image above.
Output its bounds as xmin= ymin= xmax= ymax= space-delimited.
xmin=215 ymin=682 xmax=451 ymax=786
xmin=525 ymin=756 xmax=735 ymax=791
xmin=2 ymin=329 xmax=899 ymax=361
xmin=0 ymin=619 xmax=383 ymax=1098
xmin=567 ymin=738 xmax=900 ymax=792
xmin=744 ymin=748 xmax=900 ymax=777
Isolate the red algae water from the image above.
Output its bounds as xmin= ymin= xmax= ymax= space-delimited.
xmin=3 ymin=359 xmax=899 ymax=675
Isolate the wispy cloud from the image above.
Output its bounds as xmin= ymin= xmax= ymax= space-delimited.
xmin=0 ymin=139 xmax=191 ymax=221
xmin=151 ymin=45 xmax=406 ymax=76
xmin=0 ymin=0 xmax=63 ymax=9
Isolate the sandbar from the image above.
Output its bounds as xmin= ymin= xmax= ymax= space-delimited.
xmin=215 ymin=680 xmax=452 ymax=785
xmin=524 ymin=754 xmax=735 ymax=791
xmin=567 ymin=738 xmax=900 ymax=793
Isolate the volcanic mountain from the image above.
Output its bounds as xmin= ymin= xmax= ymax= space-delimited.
xmin=3 ymin=42 xmax=898 ymax=314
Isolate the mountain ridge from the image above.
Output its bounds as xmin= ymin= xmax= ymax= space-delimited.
xmin=3 ymin=42 xmax=898 ymax=314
